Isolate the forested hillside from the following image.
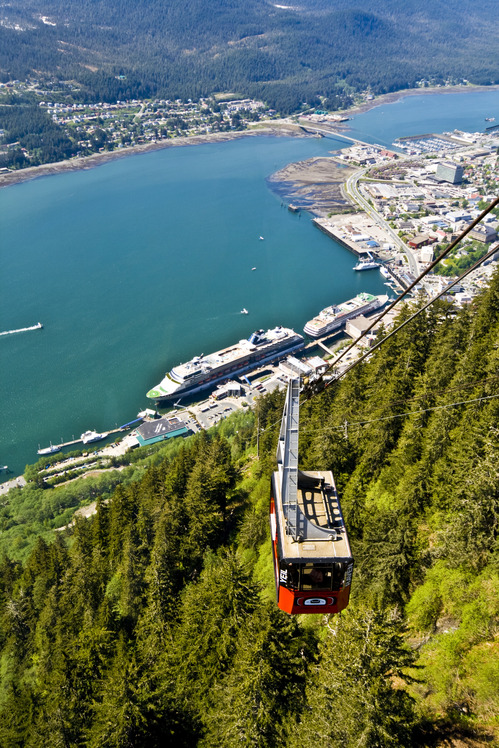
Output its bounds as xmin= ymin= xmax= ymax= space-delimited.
xmin=1 ymin=0 xmax=499 ymax=110
xmin=0 ymin=269 xmax=497 ymax=745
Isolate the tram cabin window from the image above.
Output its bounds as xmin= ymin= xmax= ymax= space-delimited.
xmin=300 ymin=562 xmax=346 ymax=591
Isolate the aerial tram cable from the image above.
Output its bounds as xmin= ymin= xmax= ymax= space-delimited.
xmin=302 ymin=194 xmax=499 ymax=400
xmin=319 ymin=239 xmax=499 ymax=389
xmin=257 ymin=195 xmax=499 ymax=445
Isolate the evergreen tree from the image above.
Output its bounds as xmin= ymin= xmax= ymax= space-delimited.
xmin=172 ymin=550 xmax=260 ymax=709
xmin=202 ymin=602 xmax=313 ymax=748
xmin=291 ymin=609 xmax=418 ymax=748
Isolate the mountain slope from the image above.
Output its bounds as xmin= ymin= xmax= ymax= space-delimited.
xmin=1 ymin=0 xmax=499 ymax=109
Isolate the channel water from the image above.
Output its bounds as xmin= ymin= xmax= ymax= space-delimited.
xmin=1 ymin=88 xmax=498 ymax=474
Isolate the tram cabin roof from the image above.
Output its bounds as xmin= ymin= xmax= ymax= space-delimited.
xmin=273 ymin=469 xmax=352 ymax=565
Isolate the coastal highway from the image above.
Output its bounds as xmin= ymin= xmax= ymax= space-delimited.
xmin=345 ymin=168 xmax=419 ymax=276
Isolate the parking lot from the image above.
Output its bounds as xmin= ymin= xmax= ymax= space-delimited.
xmin=186 ymin=368 xmax=287 ymax=430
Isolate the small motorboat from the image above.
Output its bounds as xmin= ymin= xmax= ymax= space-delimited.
xmin=81 ymin=430 xmax=107 ymax=444
xmin=37 ymin=443 xmax=60 ymax=455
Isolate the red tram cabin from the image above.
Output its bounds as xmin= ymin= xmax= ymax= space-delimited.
xmin=270 ymin=379 xmax=354 ymax=615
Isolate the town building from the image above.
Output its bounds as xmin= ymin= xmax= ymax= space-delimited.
xmin=436 ymin=162 xmax=464 ymax=184
xmin=211 ymin=381 xmax=243 ymax=399
xmin=408 ymin=234 xmax=434 ymax=249
xmin=469 ymin=224 xmax=498 ymax=243
xmin=135 ymin=416 xmax=191 ymax=446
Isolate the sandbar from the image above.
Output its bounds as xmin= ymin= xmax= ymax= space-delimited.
xmin=268 ymin=157 xmax=357 ymax=216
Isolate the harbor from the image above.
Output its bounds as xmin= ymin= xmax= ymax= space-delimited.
xmin=312 ymin=215 xmax=408 ymax=291
xmin=3 ymin=88 xmax=498 ymax=476
xmin=29 ymin=290 xmax=392 ymax=471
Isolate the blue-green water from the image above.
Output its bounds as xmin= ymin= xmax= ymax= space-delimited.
xmin=2 ymin=89 xmax=499 ymax=475
xmin=346 ymin=88 xmax=499 ymax=147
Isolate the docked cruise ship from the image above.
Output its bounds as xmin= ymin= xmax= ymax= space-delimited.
xmin=303 ymin=292 xmax=388 ymax=338
xmin=147 ymin=327 xmax=305 ymax=403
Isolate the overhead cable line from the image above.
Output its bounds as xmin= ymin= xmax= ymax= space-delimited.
xmin=300 ymin=392 xmax=499 ymax=434
xmin=302 ymin=195 xmax=499 ymax=400
xmin=254 ymin=196 xmax=499 ymax=444
xmin=352 ymin=373 xmax=499 ymax=413
xmin=254 ymin=374 xmax=499 ymax=447
xmin=328 ymin=239 xmax=499 ymax=385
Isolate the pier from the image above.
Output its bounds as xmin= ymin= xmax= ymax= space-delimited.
xmin=317 ymin=341 xmax=336 ymax=356
xmin=37 ymin=427 xmax=124 ymax=455
xmin=0 ymin=322 xmax=43 ymax=337
xmin=313 ymin=218 xmax=364 ymax=257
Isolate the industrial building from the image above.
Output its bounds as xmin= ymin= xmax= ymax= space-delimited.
xmin=135 ymin=416 xmax=191 ymax=447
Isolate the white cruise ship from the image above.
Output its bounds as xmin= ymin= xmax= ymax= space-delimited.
xmin=304 ymin=293 xmax=388 ymax=338
xmin=147 ymin=327 xmax=305 ymax=403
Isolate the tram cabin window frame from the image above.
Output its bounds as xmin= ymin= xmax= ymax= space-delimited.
xmin=279 ymin=561 xmax=348 ymax=591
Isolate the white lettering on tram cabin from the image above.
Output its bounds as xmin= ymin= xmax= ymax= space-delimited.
xmin=344 ymin=563 xmax=354 ymax=587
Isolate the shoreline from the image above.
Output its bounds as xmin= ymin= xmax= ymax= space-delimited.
xmin=339 ymin=83 xmax=499 ymax=119
xmin=0 ymin=123 xmax=308 ymax=189
xmin=2 ymin=83 xmax=499 ymax=190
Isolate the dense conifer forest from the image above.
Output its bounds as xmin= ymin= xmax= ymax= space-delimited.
xmin=1 ymin=0 xmax=499 ymax=110
xmin=0 ymin=270 xmax=498 ymax=745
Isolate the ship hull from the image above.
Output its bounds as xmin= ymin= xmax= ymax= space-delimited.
xmin=304 ymin=294 xmax=386 ymax=338
xmin=148 ymin=332 xmax=304 ymax=403
xmin=354 ymin=262 xmax=380 ymax=271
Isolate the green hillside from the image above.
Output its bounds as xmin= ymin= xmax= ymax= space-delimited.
xmin=0 ymin=269 xmax=498 ymax=745
xmin=1 ymin=0 xmax=499 ymax=110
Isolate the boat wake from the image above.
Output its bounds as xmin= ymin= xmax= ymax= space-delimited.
xmin=0 ymin=322 xmax=43 ymax=337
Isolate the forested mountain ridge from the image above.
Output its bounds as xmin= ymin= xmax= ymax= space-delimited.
xmin=0 ymin=271 xmax=498 ymax=745
xmin=1 ymin=0 xmax=499 ymax=110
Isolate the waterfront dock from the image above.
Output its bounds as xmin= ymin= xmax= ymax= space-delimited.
xmin=313 ymin=218 xmax=364 ymax=257
xmin=317 ymin=340 xmax=336 ymax=356
xmin=37 ymin=427 xmax=124 ymax=454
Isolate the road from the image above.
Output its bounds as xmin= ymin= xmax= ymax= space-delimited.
xmin=298 ymin=119 xmax=420 ymax=277
xmin=345 ymin=168 xmax=419 ymax=276
xmin=297 ymin=120 xmax=381 ymax=149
